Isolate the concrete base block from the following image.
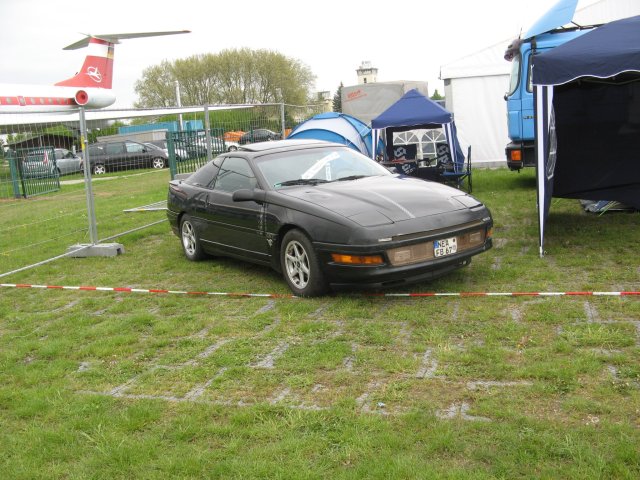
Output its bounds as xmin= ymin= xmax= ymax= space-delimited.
xmin=66 ymin=243 xmax=125 ymax=257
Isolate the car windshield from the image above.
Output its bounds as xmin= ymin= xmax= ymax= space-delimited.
xmin=255 ymin=146 xmax=391 ymax=189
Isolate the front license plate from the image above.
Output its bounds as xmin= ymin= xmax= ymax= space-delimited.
xmin=434 ymin=236 xmax=458 ymax=257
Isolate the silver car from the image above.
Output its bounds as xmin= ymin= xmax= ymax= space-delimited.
xmin=53 ymin=148 xmax=83 ymax=175
xmin=20 ymin=148 xmax=82 ymax=178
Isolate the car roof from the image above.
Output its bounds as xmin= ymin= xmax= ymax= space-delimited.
xmin=238 ymin=139 xmax=340 ymax=154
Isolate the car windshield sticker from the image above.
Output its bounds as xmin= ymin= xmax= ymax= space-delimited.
xmin=301 ymin=152 xmax=340 ymax=179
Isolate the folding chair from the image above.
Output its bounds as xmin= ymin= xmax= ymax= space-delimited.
xmin=437 ymin=144 xmax=472 ymax=193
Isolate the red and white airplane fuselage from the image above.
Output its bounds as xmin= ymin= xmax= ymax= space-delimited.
xmin=0 ymin=31 xmax=188 ymax=113
xmin=0 ymin=84 xmax=116 ymax=112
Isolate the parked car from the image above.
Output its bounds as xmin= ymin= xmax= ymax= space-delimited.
xmin=238 ymin=129 xmax=281 ymax=145
xmin=147 ymin=139 xmax=191 ymax=161
xmin=151 ymin=137 xmax=236 ymax=159
xmin=81 ymin=140 xmax=168 ymax=174
xmin=20 ymin=148 xmax=82 ymax=177
xmin=167 ymin=139 xmax=493 ymax=296
xmin=221 ymin=138 xmax=239 ymax=151
xmin=52 ymin=148 xmax=83 ymax=175
xmin=195 ymin=135 xmax=240 ymax=155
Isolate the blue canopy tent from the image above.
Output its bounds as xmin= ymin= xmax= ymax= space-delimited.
xmin=287 ymin=112 xmax=376 ymax=157
xmin=532 ymin=15 xmax=640 ymax=256
xmin=371 ymin=89 xmax=469 ymax=190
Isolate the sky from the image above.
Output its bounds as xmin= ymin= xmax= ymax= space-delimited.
xmin=1 ymin=0 xmax=582 ymax=108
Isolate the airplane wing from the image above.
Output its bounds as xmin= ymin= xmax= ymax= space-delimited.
xmin=0 ymin=105 xmax=254 ymax=132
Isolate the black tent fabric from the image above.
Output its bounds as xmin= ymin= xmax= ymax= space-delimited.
xmin=532 ymin=15 xmax=640 ymax=256
xmin=533 ymin=15 xmax=640 ymax=85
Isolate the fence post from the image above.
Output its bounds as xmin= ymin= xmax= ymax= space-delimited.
xmin=7 ymin=153 xmax=22 ymax=198
xmin=66 ymin=109 xmax=123 ymax=257
xmin=280 ymin=103 xmax=286 ymax=139
xmin=79 ymin=108 xmax=98 ymax=244
xmin=204 ymin=105 xmax=213 ymax=162
xmin=167 ymin=133 xmax=177 ymax=180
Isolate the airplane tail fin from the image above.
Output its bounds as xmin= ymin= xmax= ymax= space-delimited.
xmin=54 ymin=31 xmax=190 ymax=90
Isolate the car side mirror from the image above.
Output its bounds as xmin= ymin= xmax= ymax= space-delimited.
xmin=232 ymin=188 xmax=266 ymax=204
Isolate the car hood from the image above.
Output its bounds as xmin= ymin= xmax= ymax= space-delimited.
xmin=279 ymin=176 xmax=482 ymax=227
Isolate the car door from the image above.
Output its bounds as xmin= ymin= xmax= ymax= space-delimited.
xmin=54 ymin=149 xmax=68 ymax=174
xmin=55 ymin=149 xmax=78 ymax=175
xmin=124 ymin=141 xmax=148 ymax=169
xmin=105 ymin=142 xmax=125 ymax=169
xmin=205 ymin=156 xmax=270 ymax=263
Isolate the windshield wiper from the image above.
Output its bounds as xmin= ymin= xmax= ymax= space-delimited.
xmin=335 ymin=175 xmax=370 ymax=182
xmin=275 ymin=178 xmax=329 ymax=187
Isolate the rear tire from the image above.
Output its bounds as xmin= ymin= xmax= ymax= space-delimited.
xmin=93 ymin=164 xmax=106 ymax=175
xmin=280 ymin=229 xmax=328 ymax=297
xmin=180 ymin=215 xmax=206 ymax=261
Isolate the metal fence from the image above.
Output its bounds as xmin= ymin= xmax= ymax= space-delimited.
xmin=0 ymin=102 xmax=324 ymax=277
xmin=6 ymin=146 xmax=61 ymax=197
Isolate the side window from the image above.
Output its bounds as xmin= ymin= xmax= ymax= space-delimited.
xmin=89 ymin=146 xmax=104 ymax=156
xmin=507 ymin=53 xmax=521 ymax=96
xmin=526 ymin=53 xmax=533 ymax=93
xmin=126 ymin=142 xmax=145 ymax=153
xmin=213 ymin=157 xmax=257 ymax=193
xmin=106 ymin=143 xmax=124 ymax=155
xmin=185 ymin=159 xmax=221 ymax=189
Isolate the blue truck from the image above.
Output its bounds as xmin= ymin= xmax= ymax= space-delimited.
xmin=503 ymin=0 xmax=596 ymax=171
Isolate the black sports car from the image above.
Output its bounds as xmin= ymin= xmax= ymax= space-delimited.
xmin=167 ymin=140 xmax=493 ymax=296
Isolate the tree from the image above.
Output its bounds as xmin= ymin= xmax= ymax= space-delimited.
xmin=430 ymin=89 xmax=444 ymax=101
xmin=134 ymin=49 xmax=316 ymax=108
xmin=332 ymin=82 xmax=343 ymax=112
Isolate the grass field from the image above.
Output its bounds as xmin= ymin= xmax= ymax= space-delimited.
xmin=1 ymin=168 xmax=639 ymax=479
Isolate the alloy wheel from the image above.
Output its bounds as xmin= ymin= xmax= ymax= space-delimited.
xmin=284 ymin=240 xmax=310 ymax=289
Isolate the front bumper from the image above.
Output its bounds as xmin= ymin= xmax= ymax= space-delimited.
xmin=506 ymin=141 xmax=535 ymax=170
xmin=314 ymin=236 xmax=492 ymax=291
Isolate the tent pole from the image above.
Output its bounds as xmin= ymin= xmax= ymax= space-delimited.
xmin=372 ymin=129 xmax=376 ymax=160
xmin=535 ymin=85 xmax=553 ymax=258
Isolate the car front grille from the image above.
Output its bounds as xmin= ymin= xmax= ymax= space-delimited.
xmin=387 ymin=228 xmax=487 ymax=266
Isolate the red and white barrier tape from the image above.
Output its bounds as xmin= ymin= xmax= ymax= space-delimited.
xmin=1 ymin=283 xmax=638 ymax=298
xmin=0 ymin=283 xmax=293 ymax=298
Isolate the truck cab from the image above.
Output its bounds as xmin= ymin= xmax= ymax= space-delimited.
xmin=503 ymin=0 xmax=594 ymax=171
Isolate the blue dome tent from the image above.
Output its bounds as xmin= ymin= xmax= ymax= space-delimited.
xmin=287 ymin=112 xmax=376 ymax=157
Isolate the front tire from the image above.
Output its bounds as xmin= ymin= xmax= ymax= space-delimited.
xmin=280 ymin=229 xmax=328 ymax=297
xmin=152 ymin=157 xmax=166 ymax=169
xmin=180 ymin=215 xmax=206 ymax=261
xmin=93 ymin=164 xmax=106 ymax=175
